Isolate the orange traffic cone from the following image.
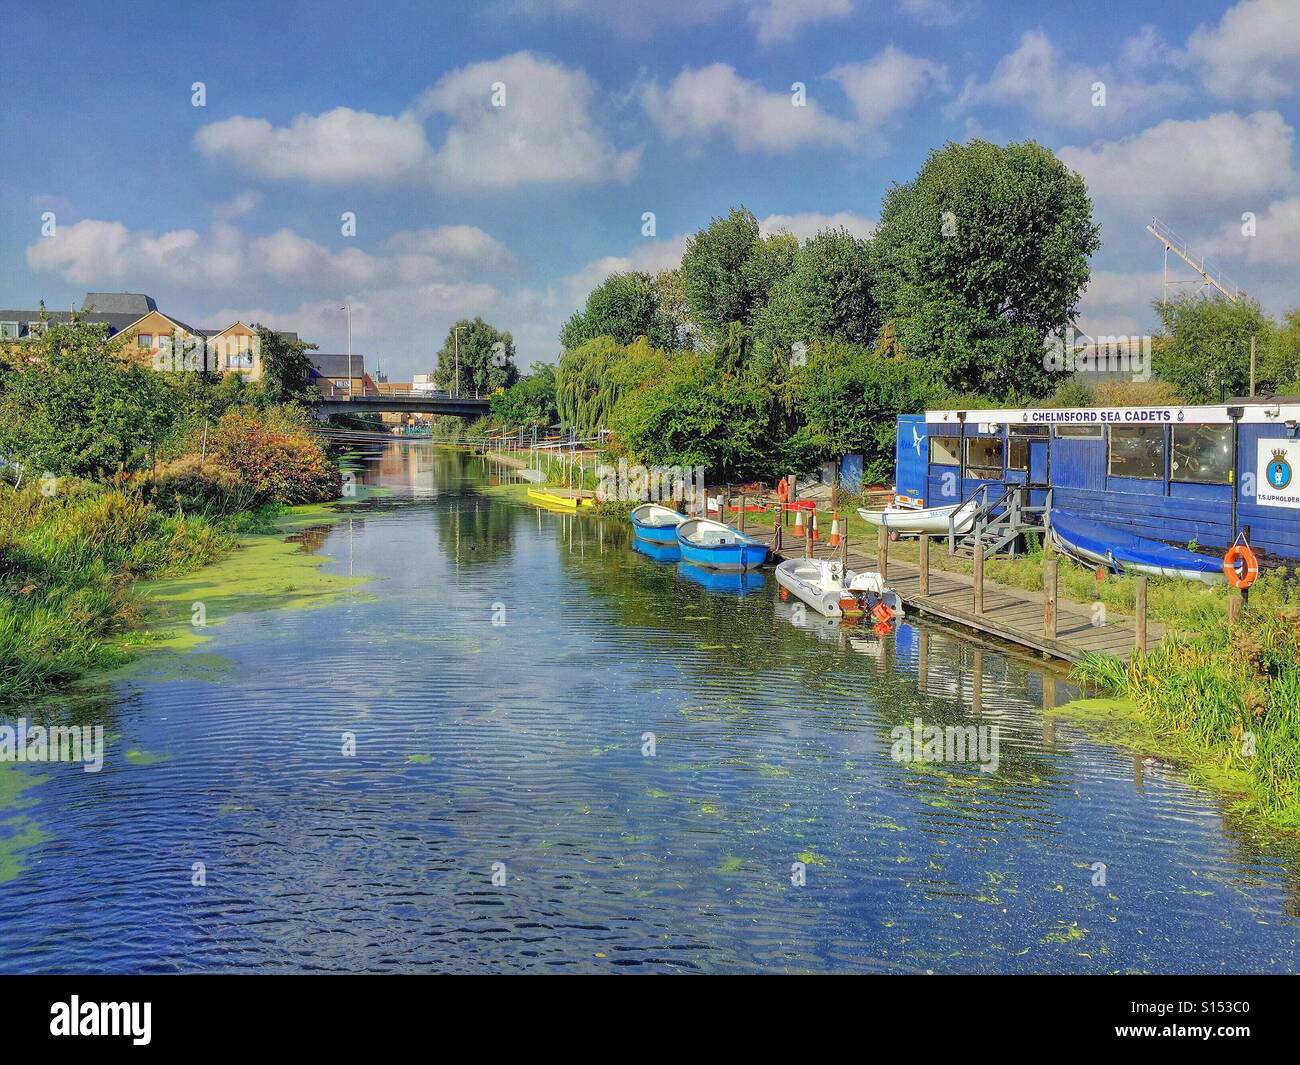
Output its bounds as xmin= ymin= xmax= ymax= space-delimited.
xmin=829 ymin=513 xmax=841 ymax=547
xmin=793 ymin=507 xmax=805 ymax=537
xmin=811 ymin=511 xmax=820 ymax=541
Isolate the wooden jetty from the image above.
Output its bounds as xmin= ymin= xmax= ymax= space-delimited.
xmin=745 ymin=492 xmax=1162 ymax=665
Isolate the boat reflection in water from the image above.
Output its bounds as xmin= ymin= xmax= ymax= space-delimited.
xmin=678 ymin=561 xmax=767 ymax=595
xmin=772 ymin=594 xmax=896 ymax=659
xmin=631 ymin=538 xmax=682 ymax=564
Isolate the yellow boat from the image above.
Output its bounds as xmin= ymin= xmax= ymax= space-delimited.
xmin=527 ymin=487 xmax=597 ymax=511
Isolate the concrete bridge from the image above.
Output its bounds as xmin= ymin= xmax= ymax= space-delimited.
xmin=314 ymin=389 xmax=490 ymax=418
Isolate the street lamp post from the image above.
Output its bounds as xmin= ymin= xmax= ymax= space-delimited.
xmin=453 ymin=325 xmax=462 ymax=398
xmin=340 ymin=303 xmax=352 ymax=396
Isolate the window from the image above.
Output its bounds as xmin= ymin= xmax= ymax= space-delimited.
xmin=0 ymin=321 xmax=18 ymax=339
xmin=1171 ymin=424 xmax=1232 ymax=484
xmin=1108 ymin=425 xmax=1165 ymax=480
xmin=27 ymin=321 xmax=44 ymax=335
xmin=929 ymin=435 xmax=960 ymax=466
xmin=965 ymin=436 xmax=1004 ymax=479
xmin=1054 ymin=424 xmax=1102 ymax=439
xmin=138 ymin=334 xmax=153 ymax=347
xmin=1007 ymin=438 xmax=1030 ymax=472
xmin=1009 ymin=424 xmax=1048 ymax=437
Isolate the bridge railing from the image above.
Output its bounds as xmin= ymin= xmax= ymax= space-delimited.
xmin=318 ymin=383 xmax=486 ymax=400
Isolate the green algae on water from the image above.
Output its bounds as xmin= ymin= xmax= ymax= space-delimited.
xmin=0 ymin=762 xmax=49 ymax=884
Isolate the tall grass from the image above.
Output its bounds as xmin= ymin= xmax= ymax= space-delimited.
xmin=1075 ymin=596 xmax=1300 ymax=822
xmin=0 ymin=481 xmax=234 ymax=702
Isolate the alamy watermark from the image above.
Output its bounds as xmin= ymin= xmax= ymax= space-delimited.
xmin=891 ymin=718 xmax=1000 ymax=774
xmin=597 ymin=459 xmax=706 ymax=506
xmin=1044 ymin=326 xmax=1151 ymax=382
xmin=0 ymin=718 xmax=104 ymax=772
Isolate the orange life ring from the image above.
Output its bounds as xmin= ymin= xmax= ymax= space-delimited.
xmin=776 ymin=479 xmax=790 ymax=504
xmin=1223 ymin=543 xmax=1259 ymax=589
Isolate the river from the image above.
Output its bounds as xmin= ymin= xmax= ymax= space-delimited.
xmin=1 ymin=444 xmax=1298 ymax=973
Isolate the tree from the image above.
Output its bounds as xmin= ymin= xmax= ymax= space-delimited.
xmin=680 ymin=207 xmax=792 ymax=341
xmin=873 ymin=139 xmax=1100 ymax=399
xmin=1261 ymin=308 xmax=1300 ymax=392
xmin=256 ymin=326 xmax=319 ymax=405
xmin=489 ymin=362 xmax=559 ymax=429
xmin=756 ymin=227 xmax=880 ymax=354
xmin=0 ymin=320 xmax=174 ymax=478
xmin=555 ymin=336 xmax=672 ymax=433
xmin=794 ymin=342 xmax=942 ymax=489
xmin=1151 ymin=293 xmax=1271 ymax=402
xmin=608 ymin=353 xmax=779 ymax=482
xmin=560 ymin=271 xmax=676 ymax=350
xmin=436 ymin=317 xmax=518 ymax=395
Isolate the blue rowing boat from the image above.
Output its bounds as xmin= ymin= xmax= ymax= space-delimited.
xmin=1048 ymin=510 xmax=1225 ymax=584
xmin=676 ymin=517 xmax=770 ymax=571
xmin=631 ymin=538 xmax=681 ymax=563
xmin=630 ymin=503 xmax=686 ymax=544
xmin=678 ymin=562 xmax=766 ymax=594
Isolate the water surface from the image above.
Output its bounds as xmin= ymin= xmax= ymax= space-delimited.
xmin=2 ymin=445 xmax=1298 ymax=973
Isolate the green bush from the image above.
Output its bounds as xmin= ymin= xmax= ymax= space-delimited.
xmin=209 ymin=410 xmax=341 ymax=505
xmin=145 ymin=455 xmax=255 ymax=517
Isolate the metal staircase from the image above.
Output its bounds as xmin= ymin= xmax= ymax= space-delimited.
xmin=948 ymin=484 xmax=1052 ymax=559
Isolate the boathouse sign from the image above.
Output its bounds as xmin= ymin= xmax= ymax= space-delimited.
xmin=1258 ymin=440 xmax=1300 ymax=509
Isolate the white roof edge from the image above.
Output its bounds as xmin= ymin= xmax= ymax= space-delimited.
xmin=923 ymin=405 xmax=1300 ymax=426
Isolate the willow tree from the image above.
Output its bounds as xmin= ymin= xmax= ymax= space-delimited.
xmin=555 ymin=336 xmax=672 ymax=435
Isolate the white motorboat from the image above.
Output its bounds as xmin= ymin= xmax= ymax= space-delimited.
xmin=856 ymin=498 xmax=978 ymax=535
xmin=774 ymin=557 xmax=903 ymax=619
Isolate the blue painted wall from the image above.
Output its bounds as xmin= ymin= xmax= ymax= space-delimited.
xmin=903 ymin=415 xmax=1300 ymax=560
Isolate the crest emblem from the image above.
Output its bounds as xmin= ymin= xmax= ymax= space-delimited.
xmin=1267 ymin=448 xmax=1293 ymax=490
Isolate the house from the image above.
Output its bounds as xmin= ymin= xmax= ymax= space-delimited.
xmin=308 ymin=353 xmax=371 ymax=396
xmin=0 ymin=292 xmax=300 ymax=381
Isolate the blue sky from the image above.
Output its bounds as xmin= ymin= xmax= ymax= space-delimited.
xmin=1 ymin=0 xmax=1297 ymax=377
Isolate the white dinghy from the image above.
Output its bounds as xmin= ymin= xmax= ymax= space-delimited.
xmin=774 ymin=557 xmax=903 ymax=620
xmin=856 ymin=497 xmax=979 ymax=536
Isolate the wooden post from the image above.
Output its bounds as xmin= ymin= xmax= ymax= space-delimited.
xmin=974 ymin=543 xmax=985 ymax=615
xmin=736 ymin=494 xmax=745 ymax=534
xmin=774 ymin=519 xmax=783 ymax=554
xmin=1228 ymin=591 xmax=1243 ymax=625
xmin=804 ymin=518 xmax=814 ymax=559
xmin=1135 ymin=575 xmax=1148 ymax=652
xmin=919 ymin=534 xmax=930 ymax=596
xmin=877 ymin=526 xmax=888 ymax=580
xmin=840 ymin=521 xmax=849 ymax=570
xmin=720 ymin=491 xmax=729 ymax=525
xmin=1044 ymin=556 xmax=1058 ymax=638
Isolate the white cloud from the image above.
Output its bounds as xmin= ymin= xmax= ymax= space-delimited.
xmin=26 ymin=218 xmax=515 ymax=294
xmin=1206 ymin=197 xmax=1300 ymax=268
xmin=897 ymin=0 xmax=968 ymax=26
xmin=641 ymin=63 xmax=855 ymax=152
xmin=829 ymin=46 xmax=947 ymax=135
xmin=957 ymin=29 xmax=1186 ymax=129
xmin=211 ymin=191 xmax=261 ymax=221
xmin=1179 ymin=0 xmax=1300 ymax=102
xmin=749 ymin=0 xmax=852 ymax=45
xmin=193 ymin=52 xmax=638 ymax=190
xmin=759 ymin=211 xmax=876 ymax=240
xmin=415 ymin=51 xmax=641 ymax=189
xmin=1075 ymin=269 xmax=1166 ymax=338
xmin=194 ymin=108 xmax=434 ymax=184
xmin=1058 ymin=111 xmax=1296 ymax=215
xmin=511 ymin=0 xmax=849 ymax=42
xmin=558 ymin=234 xmax=692 ymax=308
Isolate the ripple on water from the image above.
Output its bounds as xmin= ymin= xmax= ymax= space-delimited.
xmin=1 ymin=449 xmax=1298 ymax=974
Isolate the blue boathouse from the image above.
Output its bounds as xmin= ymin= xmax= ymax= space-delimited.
xmin=897 ymin=399 xmax=1300 ymax=561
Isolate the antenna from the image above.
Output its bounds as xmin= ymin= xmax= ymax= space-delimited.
xmin=1146 ymin=216 xmax=1243 ymax=304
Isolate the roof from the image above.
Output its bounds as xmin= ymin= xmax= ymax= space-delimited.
xmin=81 ymin=292 xmax=157 ymax=315
xmin=309 ymin=353 xmax=365 ymax=377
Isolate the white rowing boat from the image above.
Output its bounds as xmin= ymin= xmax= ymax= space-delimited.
xmin=774 ymin=557 xmax=902 ymax=619
xmin=856 ymin=498 xmax=978 ymax=535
